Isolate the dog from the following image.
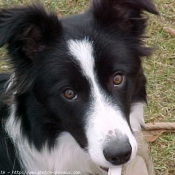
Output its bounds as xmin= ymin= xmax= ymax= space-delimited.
xmin=0 ymin=0 xmax=158 ymax=175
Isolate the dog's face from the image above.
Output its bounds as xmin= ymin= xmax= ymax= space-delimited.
xmin=0 ymin=0 xmax=158 ymax=170
xmin=33 ymin=37 xmax=139 ymax=167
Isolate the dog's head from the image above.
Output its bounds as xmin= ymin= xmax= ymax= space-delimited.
xmin=0 ymin=0 xmax=158 ymax=170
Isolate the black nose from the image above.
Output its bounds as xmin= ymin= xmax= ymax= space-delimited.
xmin=103 ymin=137 xmax=132 ymax=165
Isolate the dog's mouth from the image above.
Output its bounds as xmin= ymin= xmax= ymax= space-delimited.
xmin=100 ymin=166 xmax=108 ymax=172
xmin=100 ymin=166 xmax=122 ymax=175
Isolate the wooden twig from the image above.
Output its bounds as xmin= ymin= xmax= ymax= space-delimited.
xmin=145 ymin=122 xmax=175 ymax=131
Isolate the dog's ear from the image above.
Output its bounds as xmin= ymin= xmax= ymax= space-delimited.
xmin=0 ymin=3 xmax=62 ymax=60
xmin=91 ymin=0 xmax=158 ymax=34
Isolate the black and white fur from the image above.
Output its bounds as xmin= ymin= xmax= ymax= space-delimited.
xmin=0 ymin=0 xmax=158 ymax=174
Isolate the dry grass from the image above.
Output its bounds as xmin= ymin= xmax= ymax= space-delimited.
xmin=0 ymin=0 xmax=174 ymax=174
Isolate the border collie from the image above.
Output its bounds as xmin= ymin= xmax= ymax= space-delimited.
xmin=0 ymin=0 xmax=158 ymax=175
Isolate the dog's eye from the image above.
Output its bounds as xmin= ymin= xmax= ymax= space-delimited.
xmin=113 ymin=73 xmax=124 ymax=86
xmin=63 ymin=89 xmax=77 ymax=100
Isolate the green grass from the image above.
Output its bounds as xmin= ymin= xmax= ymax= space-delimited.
xmin=144 ymin=0 xmax=175 ymax=174
xmin=0 ymin=0 xmax=174 ymax=175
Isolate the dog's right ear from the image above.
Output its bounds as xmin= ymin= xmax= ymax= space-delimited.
xmin=91 ymin=0 xmax=158 ymax=34
xmin=0 ymin=3 xmax=62 ymax=60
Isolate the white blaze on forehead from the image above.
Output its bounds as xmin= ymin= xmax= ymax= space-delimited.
xmin=67 ymin=39 xmax=137 ymax=168
xmin=67 ymin=39 xmax=95 ymax=79
xmin=67 ymin=39 xmax=104 ymax=102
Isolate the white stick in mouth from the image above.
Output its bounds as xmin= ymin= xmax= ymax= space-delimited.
xmin=108 ymin=166 xmax=122 ymax=175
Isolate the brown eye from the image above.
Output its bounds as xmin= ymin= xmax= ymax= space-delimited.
xmin=63 ymin=89 xmax=77 ymax=100
xmin=113 ymin=73 xmax=124 ymax=86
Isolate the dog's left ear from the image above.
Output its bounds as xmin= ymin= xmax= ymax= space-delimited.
xmin=91 ymin=0 xmax=158 ymax=34
xmin=0 ymin=3 xmax=62 ymax=94
xmin=0 ymin=3 xmax=62 ymax=60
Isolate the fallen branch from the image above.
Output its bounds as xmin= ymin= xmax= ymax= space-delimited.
xmin=163 ymin=27 xmax=175 ymax=36
xmin=142 ymin=122 xmax=175 ymax=142
xmin=145 ymin=122 xmax=175 ymax=131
